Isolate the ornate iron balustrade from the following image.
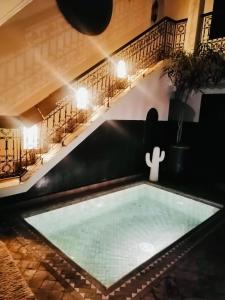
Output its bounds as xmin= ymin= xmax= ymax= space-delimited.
xmin=0 ymin=128 xmax=22 ymax=179
xmin=44 ymin=17 xmax=187 ymax=146
xmin=0 ymin=127 xmax=43 ymax=180
xmin=200 ymin=12 xmax=225 ymax=50
xmin=0 ymin=16 xmax=187 ymax=181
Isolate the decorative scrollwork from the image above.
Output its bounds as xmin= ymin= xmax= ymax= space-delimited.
xmin=0 ymin=17 xmax=187 ymax=180
xmin=200 ymin=13 xmax=225 ymax=52
xmin=0 ymin=129 xmax=11 ymax=137
xmin=2 ymin=163 xmax=12 ymax=173
xmin=0 ymin=128 xmax=24 ymax=179
xmin=43 ymin=17 xmax=187 ymax=159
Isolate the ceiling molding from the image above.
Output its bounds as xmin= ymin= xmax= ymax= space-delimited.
xmin=0 ymin=0 xmax=32 ymax=27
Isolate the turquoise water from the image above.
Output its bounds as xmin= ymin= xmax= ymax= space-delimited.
xmin=25 ymin=184 xmax=219 ymax=287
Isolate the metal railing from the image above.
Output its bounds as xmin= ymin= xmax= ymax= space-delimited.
xmin=0 ymin=16 xmax=187 ymax=181
xmin=200 ymin=12 xmax=225 ymax=50
xmin=43 ymin=17 xmax=187 ymax=146
xmin=0 ymin=126 xmax=43 ymax=180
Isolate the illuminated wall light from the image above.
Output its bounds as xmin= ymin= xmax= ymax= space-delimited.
xmin=76 ymin=87 xmax=89 ymax=109
xmin=23 ymin=125 xmax=38 ymax=149
xmin=116 ymin=60 xmax=127 ymax=79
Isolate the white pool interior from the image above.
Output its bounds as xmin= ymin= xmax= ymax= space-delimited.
xmin=25 ymin=184 xmax=219 ymax=287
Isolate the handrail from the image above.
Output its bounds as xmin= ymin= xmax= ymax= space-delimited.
xmin=43 ymin=16 xmax=187 ymax=145
xmin=200 ymin=12 xmax=225 ymax=49
xmin=0 ymin=16 xmax=187 ymax=181
xmin=74 ymin=16 xmax=188 ymax=81
xmin=201 ymin=12 xmax=212 ymax=18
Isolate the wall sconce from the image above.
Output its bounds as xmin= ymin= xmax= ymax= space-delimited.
xmin=115 ymin=60 xmax=129 ymax=90
xmin=23 ymin=125 xmax=38 ymax=150
xmin=116 ymin=60 xmax=128 ymax=79
xmin=76 ymin=87 xmax=89 ymax=109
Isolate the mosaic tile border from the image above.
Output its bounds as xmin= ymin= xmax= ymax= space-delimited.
xmin=3 ymin=204 xmax=222 ymax=300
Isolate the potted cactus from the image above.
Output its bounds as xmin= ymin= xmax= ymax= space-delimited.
xmin=163 ymin=45 xmax=225 ymax=177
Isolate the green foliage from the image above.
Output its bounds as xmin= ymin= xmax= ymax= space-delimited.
xmin=163 ymin=45 xmax=225 ymax=143
xmin=164 ymin=45 xmax=225 ymax=102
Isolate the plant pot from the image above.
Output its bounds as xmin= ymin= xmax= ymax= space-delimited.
xmin=52 ymin=127 xmax=64 ymax=143
xmin=167 ymin=144 xmax=191 ymax=179
xmin=65 ymin=117 xmax=76 ymax=133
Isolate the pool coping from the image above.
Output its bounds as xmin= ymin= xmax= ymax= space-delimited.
xmin=22 ymin=179 xmax=223 ymax=219
xmin=1 ymin=174 xmax=144 ymax=216
xmin=18 ymin=181 xmax=225 ymax=298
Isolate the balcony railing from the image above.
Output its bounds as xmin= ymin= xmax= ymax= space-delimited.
xmin=200 ymin=12 xmax=225 ymax=50
xmin=0 ymin=16 xmax=187 ymax=181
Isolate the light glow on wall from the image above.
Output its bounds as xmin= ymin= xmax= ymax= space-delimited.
xmin=76 ymin=87 xmax=89 ymax=109
xmin=23 ymin=125 xmax=38 ymax=149
xmin=116 ymin=60 xmax=127 ymax=79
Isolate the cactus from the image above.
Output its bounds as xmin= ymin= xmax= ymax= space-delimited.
xmin=145 ymin=147 xmax=165 ymax=182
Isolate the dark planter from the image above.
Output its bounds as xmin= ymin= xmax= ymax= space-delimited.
xmin=168 ymin=144 xmax=191 ymax=179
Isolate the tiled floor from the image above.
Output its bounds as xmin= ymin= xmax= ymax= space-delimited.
xmin=0 ymin=180 xmax=225 ymax=299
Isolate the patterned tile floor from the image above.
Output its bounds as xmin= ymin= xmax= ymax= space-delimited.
xmin=1 ymin=180 xmax=225 ymax=299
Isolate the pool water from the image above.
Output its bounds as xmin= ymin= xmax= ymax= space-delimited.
xmin=25 ymin=184 xmax=219 ymax=287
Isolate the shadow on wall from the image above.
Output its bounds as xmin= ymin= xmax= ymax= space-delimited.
xmin=56 ymin=0 xmax=113 ymax=35
xmin=151 ymin=0 xmax=165 ymax=25
xmin=144 ymin=107 xmax=159 ymax=153
xmin=143 ymin=116 xmax=225 ymax=183
xmin=143 ymin=107 xmax=168 ymax=178
xmin=168 ymin=97 xmax=195 ymax=122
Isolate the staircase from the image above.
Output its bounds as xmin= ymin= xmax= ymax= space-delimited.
xmin=0 ymin=0 xmax=32 ymax=26
xmin=0 ymin=16 xmax=187 ymax=197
